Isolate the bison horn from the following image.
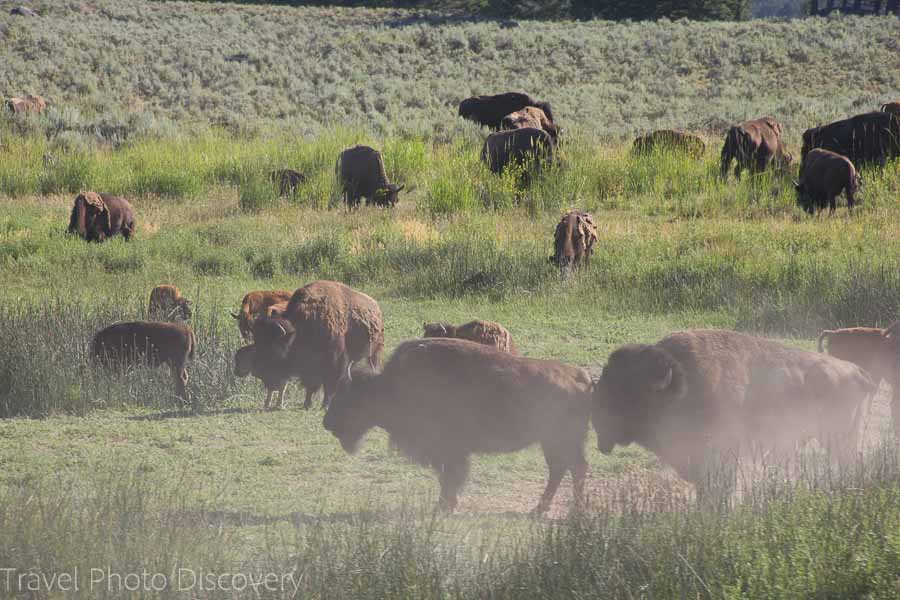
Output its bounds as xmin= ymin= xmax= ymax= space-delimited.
xmin=650 ymin=367 xmax=673 ymax=392
xmin=346 ymin=363 xmax=353 ymax=382
xmin=275 ymin=322 xmax=287 ymax=337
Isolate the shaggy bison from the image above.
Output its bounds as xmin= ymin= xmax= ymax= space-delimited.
xmin=92 ymin=321 xmax=196 ymax=401
xmin=67 ymin=192 xmax=135 ymax=242
xmin=269 ymin=168 xmax=306 ymax=196
xmin=6 ymin=94 xmax=47 ymax=114
xmin=481 ymin=127 xmax=554 ymax=177
xmin=633 ymin=130 xmax=706 ymax=158
xmin=337 ymin=145 xmax=403 ymax=209
xmin=720 ymin=116 xmax=791 ymax=180
xmin=801 ymin=111 xmax=900 ymax=167
xmin=458 ymin=92 xmax=554 ymax=130
xmin=231 ymin=290 xmax=293 ymax=341
xmin=593 ymin=330 xmax=875 ymax=490
xmin=323 ymin=338 xmax=592 ymax=513
xmin=148 ymin=285 xmax=192 ymax=321
xmin=422 ymin=319 xmax=518 ymax=354
xmin=501 ymin=107 xmax=560 ymax=145
xmin=794 ymin=149 xmax=861 ymax=213
xmin=550 ymin=210 xmax=598 ymax=272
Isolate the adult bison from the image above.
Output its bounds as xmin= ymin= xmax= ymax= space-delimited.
xmin=148 ymin=285 xmax=192 ymax=321
xmin=256 ymin=281 xmax=383 ymax=408
xmin=323 ymin=338 xmax=592 ymax=514
xmin=720 ymin=116 xmax=791 ymax=180
xmin=269 ymin=168 xmax=306 ymax=196
xmin=500 ymin=107 xmax=560 ymax=145
xmin=550 ymin=210 xmax=598 ymax=272
xmin=633 ymin=130 xmax=706 ymax=158
xmin=231 ymin=290 xmax=293 ymax=341
xmin=422 ymin=319 xmax=518 ymax=354
xmin=6 ymin=94 xmax=47 ymax=114
xmin=337 ymin=145 xmax=403 ymax=209
xmin=459 ymin=92 xmax=554 ymax=131
xmin=593 ymin=330 xmax=874 ymax=490
xmin=481 ymin=127 xmax=554 ymax=176
xmin=92 ymin=321 xmax=196 ymax=401
xmin=794 ymin=149 xmax=861 ymax=214
xmin=67 ymin=192 xmax=135 ymax=242
xmin=801 ymin=111 xmax=900 ymax=167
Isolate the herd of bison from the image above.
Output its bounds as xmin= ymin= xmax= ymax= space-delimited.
xmin=14 ymin=91 xmax=900 ymax=512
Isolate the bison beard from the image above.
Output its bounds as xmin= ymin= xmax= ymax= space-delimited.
xmin=323 ymin=338 xmax=592 ymax=514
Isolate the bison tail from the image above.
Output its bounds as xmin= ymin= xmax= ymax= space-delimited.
xmin=188 ymin=329 xmax=197 ymax=361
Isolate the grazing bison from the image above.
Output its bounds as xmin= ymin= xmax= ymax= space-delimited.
xmin=633 ymin=130 xmax=706 ymax=158
xmin=501 ymin=107 xmax=561 ymax=145
xmin=881 ymin=101 xmax=900 ymax=117
xmin=263 ymin=281 xmax=383 ymax=408
xmin=593 ymin=330 xmax=875 ymax=490
xmin=66 ymin=192 xmax=135 ymax=242
xmin=231 ymin=290 xmax=293 ymax=341
xmin=148 ymin=285 xmax=192 ymax=321
xmin=337 ymin=145 xmax=403 ymax=209
xmin=422 ymin=319 xmax=518 ymax=354
xmin=720 ymin=116 xmax=791 ymax=180
xmin=270 ymin=168 xmax=306 ymax=196
xmin=6 ymin=94 xmax=47 ymax=114
xmin=819 ymin=323 xmax=900 ymax=437
xmin=92 ymin=321 xmax=196 ymax=401
xmin=458 ymin=92 xmax=554 ymax=130
xmin=550 ymin=210 xmax=598 ymax=272
xmin=794 ymin=149 xmax=861 ymax=214
xmin=10 ymin=6 xmax=38 ymax=17
xmin=801 ymin=111 xmax=900 ymax=167
xmin=481 ymin=127 xmax=554 ymax=177
xmin=323 ymin=338 xmax=592 ymax=513
xmin=234 ymin=317 xmax=324 ymax=410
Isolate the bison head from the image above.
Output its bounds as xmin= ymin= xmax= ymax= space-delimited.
xmin=592 ymin=343 xmax=687 ymax=454
xmin=422 ymin=322 xmax=452 ymax=338
xmin=323 ymin=367 xmax=379 ymax=454
xmin=375 ymin=184 xmax=404 ymax=208
xmin=252 ymin=316 xmax=295 ymax=360
xmin=176 ymin=298 xmax=193 ymax=321
xmin=234 ymin=345 xmax=255 ymax=378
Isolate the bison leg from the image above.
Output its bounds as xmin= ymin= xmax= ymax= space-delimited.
xmin=303 ymin=387 xmax=315 ymax=410
xmin=278 ymin=383 xmax=288 ymax=410
xmin=437 ymin=456 xmax=470 ymax=513
xmin=175 ymin=367 xmax=188 ymax=400
xmin=264 ymin=389 xmax=274 ymax=411
xmin=533 ymin=443 xmax=573 ymax=515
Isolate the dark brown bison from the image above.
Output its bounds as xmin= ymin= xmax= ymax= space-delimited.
xmin=148 ymin=285 xmax=192 ymax=321
xmin=481 ymin=127 xmax=554 ymax=176
xmin=230 ymin=290 xmax=293 ymax=341
xmin=459 ymin=92 xmax=554 ymax=130
xmin=6 ymin=94 xmax=47 ymax=113
xmin=234 ymin=317 xmax=323 ymax=410
xmin=819 ymin=323 xmax=900 ymax=437
xmin=422 ymin=319 xmax=518 ymax=354
xmin=269 ymin=168 xmax=306 ymax=196
xmin=593 ymin=330 xmax=875 ymax=489
xmin=633 ymin=130 xmax=706 ymax=158
xmin=337 ymin=145 xmax=403 ymax=209
xmin=323 ymin=338 xmax=592 ymax=513
xmin=881 ymin=101 xmax=900 ymax=117
xmin=794 ymin=148 xmax=861 ymax=213
xmin=801 ymin=111 xmax=900 ymax=167
xmin=92 ymin=321 xmax=196 ymax=401
xmin=500 ymin=107 xmax=560 ymax=145
xmin=259 ymin=281 xmax=383 ymax=408
xmin=550 ymin=210 xmax=598 ymax=272
xmin=67 ymin=192 xmax=135 ymax=242
xmin=10 ymin=6 xmax=38 ymax=16
xmin=720 ymin=116 xmax=791 ymax=180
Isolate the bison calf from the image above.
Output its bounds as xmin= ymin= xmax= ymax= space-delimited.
xmin=324 ymin=338 xmax=592 ymax=514
xmin=148 ymin=285 xmax=192 ymax=321
xmin=270 ymin=168 xmax=306 ymax=196
xmin=795 ymin=149 xmax=861 ymax=214
xmin=422 ymin=319 xmax=518 ymax=354
xmin=92 ymin=321 xmax=196 ymax=402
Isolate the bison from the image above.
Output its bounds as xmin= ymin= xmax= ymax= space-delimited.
xmin=500 ymin=107 xmax=560 ymax=145
xmin=801 ymin=111 xmax=900 ymax=168
xmin=323 ymin=338 xmax=592 ymax=513
xmin=881 ymin=101 xmax=900 ymax=117
xmin=550 ymin=210 xmax=598 ymax=272
xmin=819 ymin=323 xmax=900 ymax=437
xmin=720 ymin=116 xmax=791 ymax=180
xmin=422 ymin=319 xmax=518 ymax=354
xmin=633 ymin=130 xmax=706 ymax=158
xmin=794 ymin=148 xmax=861 ymax=214
xmin=459 ymin=92 xmax=554 ymax=130
xmin=10 ymin=6 xmax=38 ymax=16
xmin=148 ymin=285 xmax=192 ymax=322
xmin=67 ymin=192 xmax=135 ymax=242
xmin=270 ymin=168 xmax=306 ymax=197
xmin=259 ymin=281 xmax=383 ymax=408
xmin=593 ymin=330 xmax=875 ymax=491
xmin=337 ymin=145 xmax=403 ymax=209
xmin=481 ymin=127 xmax=554 ymax=177
xmin=231 ymin=290 xmax=293 ymax=341
xmin=6 ymin=94 xmax=47 ymax=114
xmin=92 ymin=321 xmax=196 ymax=401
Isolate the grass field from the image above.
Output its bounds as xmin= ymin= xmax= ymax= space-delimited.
xmin=2 ymin=1 xmax=900 ymax=598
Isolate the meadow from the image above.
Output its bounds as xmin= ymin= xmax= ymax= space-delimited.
xmin=1 ymin=1 xmax=900 ymax=598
